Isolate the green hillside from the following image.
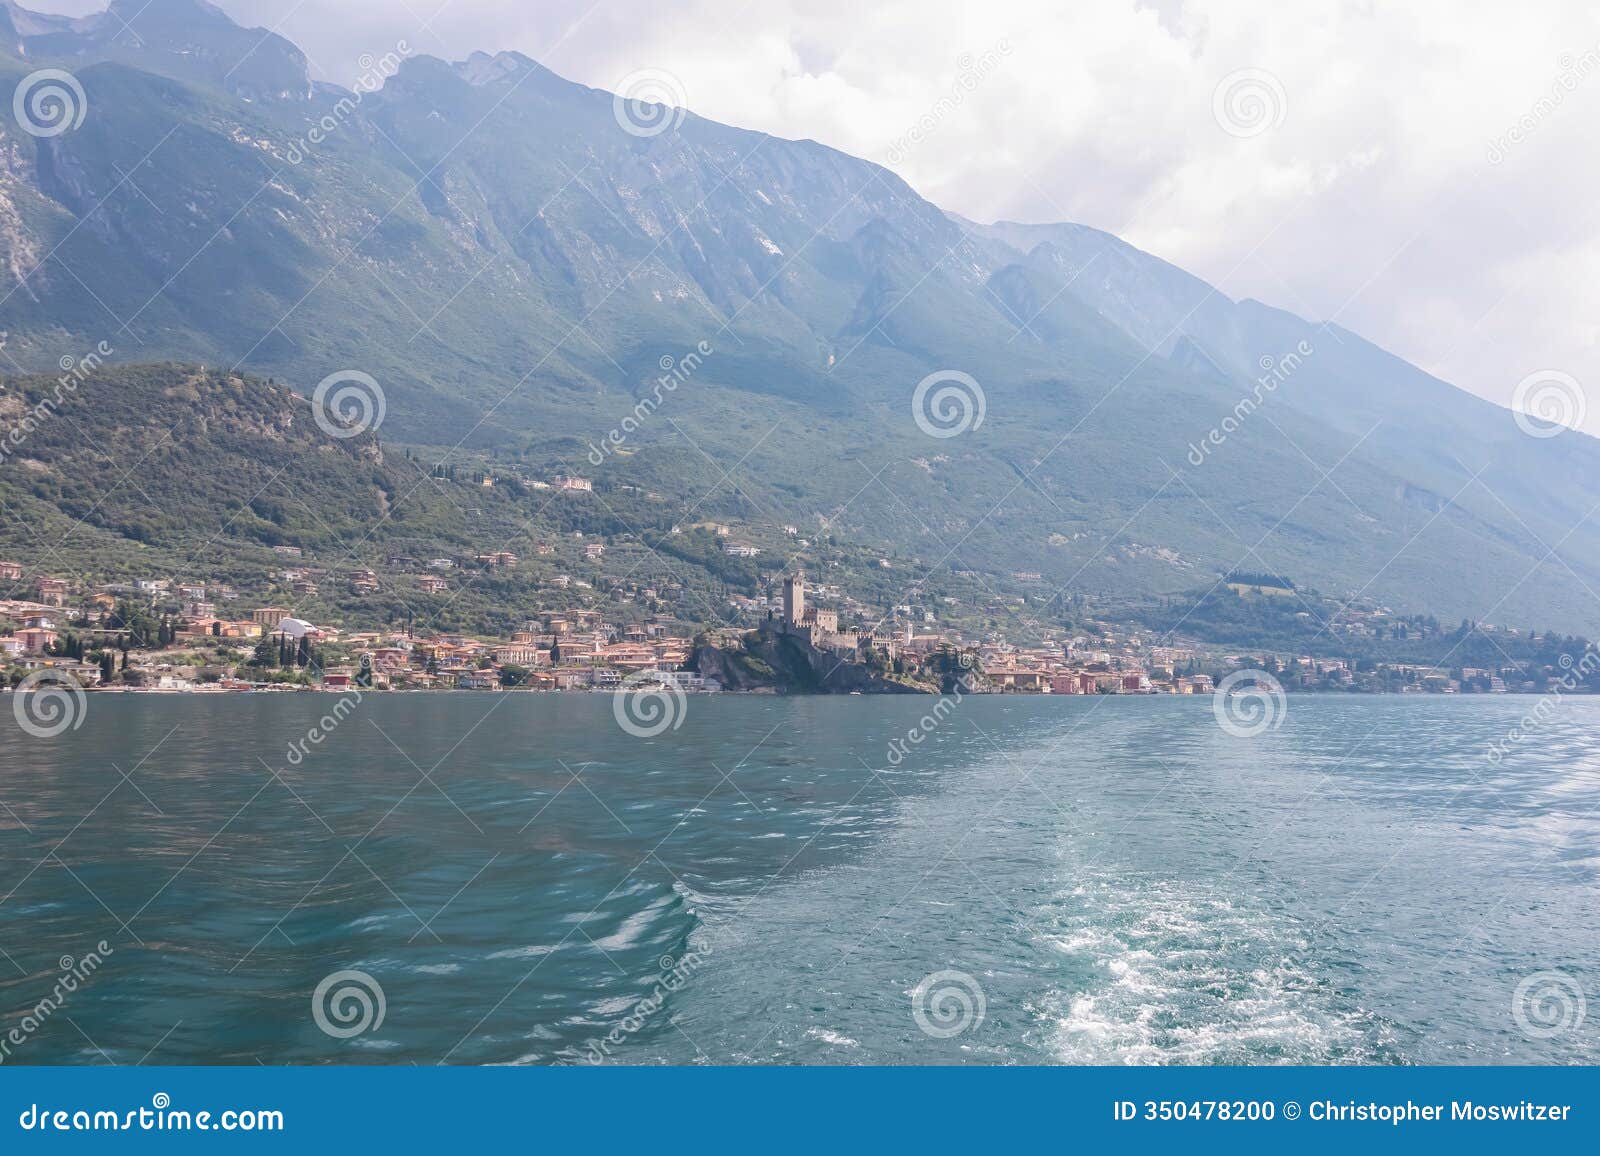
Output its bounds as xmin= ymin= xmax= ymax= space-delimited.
xmin=0 ymin=1 xmax=1597 ymax=634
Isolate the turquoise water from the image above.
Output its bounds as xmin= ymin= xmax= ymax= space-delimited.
xmin=0 ymin=694 xmax=1596 ymax=1064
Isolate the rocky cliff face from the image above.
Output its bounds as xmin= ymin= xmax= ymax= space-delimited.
xmin=691 ymin=633 xmax=931 ymax=694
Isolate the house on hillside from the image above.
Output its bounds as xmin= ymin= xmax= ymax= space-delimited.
xmin=16 ymin=625 xmax=58 ymax=653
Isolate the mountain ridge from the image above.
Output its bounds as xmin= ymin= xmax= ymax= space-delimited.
xmin=0 ymin=2 xmax=1597 ymax=635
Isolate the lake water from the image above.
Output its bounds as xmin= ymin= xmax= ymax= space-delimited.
xmin=1 ymin=693 xmax=1596 ymax=1065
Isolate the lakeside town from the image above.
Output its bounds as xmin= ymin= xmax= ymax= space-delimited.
xmin=0 ymin=554 xmax=1582 ymax=698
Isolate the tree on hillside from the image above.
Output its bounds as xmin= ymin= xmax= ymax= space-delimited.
xmin=107 ymin=600 xmax=160 ymax=648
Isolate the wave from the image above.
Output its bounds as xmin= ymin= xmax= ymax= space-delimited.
xmin=1032 ymin=865 xmax=1398 ymax=1064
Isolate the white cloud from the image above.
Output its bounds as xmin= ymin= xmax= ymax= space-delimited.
xmin=28 ymin=0 xmax=1600 ymax=430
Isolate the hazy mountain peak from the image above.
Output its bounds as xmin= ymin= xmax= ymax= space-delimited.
xmin=454 ymin=49 xmax=540 ymax=86
xmin=3 ymin=0 xmax=310 ymax=100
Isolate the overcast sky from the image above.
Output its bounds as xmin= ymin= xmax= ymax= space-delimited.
xmin=33 ymin=0 xmax=1600 ymax=430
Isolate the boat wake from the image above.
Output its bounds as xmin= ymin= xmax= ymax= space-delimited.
xmin=1031 ymin=863 xmax=1398 ymax=1065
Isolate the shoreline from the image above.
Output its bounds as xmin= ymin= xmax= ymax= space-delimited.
xmin=3 ymin=685 xmax=1577 ymax=698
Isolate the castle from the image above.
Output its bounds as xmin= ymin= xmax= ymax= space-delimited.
xmin=782 ymin=571 xmax=837 ymax=636
xmin=774 ymin=570 xmax=899 ymax=660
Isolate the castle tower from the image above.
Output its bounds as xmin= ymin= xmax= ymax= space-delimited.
xmin=783 ymin=570 xmax=806 ymax=627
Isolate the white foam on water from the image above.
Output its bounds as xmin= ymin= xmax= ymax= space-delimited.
xmin=1035 ymin=865 xmax=1386 ymax=1064
xmin=485 ymin=943 xmax=556 ymax=961
xmin=588 ymin=890 xmax=678 ymax=951
xmin=805 ymin=1027 xmax=859 ymax=1047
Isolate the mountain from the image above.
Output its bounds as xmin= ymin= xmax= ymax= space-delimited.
xmin=0 ymin=0 xmax=310 ymax=101
xmin=954 ymin=216 xmax=1600 ymax=618
xmin=0 ymin=361 xmax=800 ymax=637
xmin=0 ymin=0 xmax=1597 ymax=636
